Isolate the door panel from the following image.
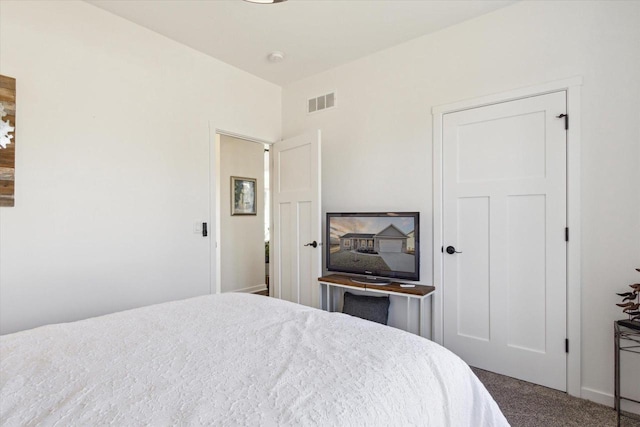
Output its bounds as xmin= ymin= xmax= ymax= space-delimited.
xmin=443 ymin=92 xmax=567 ymax=391
xmin=278 ymin=202 xmax=294 ymax=303
xmin=272 ymin=131 xmax=322 ymax=308
xmin=457 ymin=111 xmax=546 ymax=182
xmin=457 ymin=196 xmax=490 ymax=342
xmin=506 ymin=194 xmax=546 ymax=353
xmin=297 ymin=201 xmax=313 ymax=306
xmin=279 ymin=144 xmax=312 ymax=192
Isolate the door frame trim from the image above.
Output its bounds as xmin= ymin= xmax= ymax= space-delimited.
xmin=431 ymin=76 xmax=583 ymax=397
xmin=208 ymin=124 xmax=274 ymax=296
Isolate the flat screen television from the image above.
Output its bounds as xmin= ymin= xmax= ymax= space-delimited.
xmin=326 ymin=212 xmax=419 ymax=283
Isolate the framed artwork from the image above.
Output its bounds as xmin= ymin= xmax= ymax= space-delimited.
xmin=231 ymin=176 xmax=257 ymax=215
xmin=0 ymin=75 xmax=16 ymax=207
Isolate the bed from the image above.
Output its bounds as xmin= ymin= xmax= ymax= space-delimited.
xmin=1 ymin=293 xmax=508 ymax=426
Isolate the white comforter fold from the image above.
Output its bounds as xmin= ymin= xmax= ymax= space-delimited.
xmin=1 ymin=293 xmax=508 ymax=426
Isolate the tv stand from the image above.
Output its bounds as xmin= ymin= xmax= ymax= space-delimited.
xmin=317 ymin=274 xmax=435 ymax=338
xmin=350 ymin=276 xmax=392 ymax=286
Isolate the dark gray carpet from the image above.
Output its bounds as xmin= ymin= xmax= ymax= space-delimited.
xmin=473 ymin=368 xmax=640 ymax=427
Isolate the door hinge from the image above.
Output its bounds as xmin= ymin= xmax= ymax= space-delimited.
xmin=565 ymin=227 xmax=569 ymax=242
xmin=557 ymin=113 xmax=569 ymax=130
xmin=565 ymin=339 xmax=569 ymax=353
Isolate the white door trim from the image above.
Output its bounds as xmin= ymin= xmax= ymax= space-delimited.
xmin=432 ymin=76 xmax=582 ymax=397
xmin=208 ymin=124 xmax=275 ymax=296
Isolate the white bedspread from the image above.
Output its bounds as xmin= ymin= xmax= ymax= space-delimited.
xmin=1 ymin=293 xmax=508 ymax=426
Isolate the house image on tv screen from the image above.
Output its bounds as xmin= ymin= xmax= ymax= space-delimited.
xmin=329 ymin=216 xmax=416 ymax=274
xmin=339 ymin=224 xmax=410 ymax=254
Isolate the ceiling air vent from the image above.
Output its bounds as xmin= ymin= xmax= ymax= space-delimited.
xmin=308 ymin=91 xmax=336 ymax=114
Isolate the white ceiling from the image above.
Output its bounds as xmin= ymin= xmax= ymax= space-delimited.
xmin=86 ymin=0 xmax=515 ymax=86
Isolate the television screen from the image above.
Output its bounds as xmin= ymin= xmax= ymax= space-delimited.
xmin=326 ymin=212 xmax=419 ymax=282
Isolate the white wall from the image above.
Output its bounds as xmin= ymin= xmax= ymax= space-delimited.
xmin=282 ymin=0 xmax=640 ymax=409
xmin=220 ymin=135 xmax=265 ymax=293
xmin=0 ymin=1 xmax=281 ymax=334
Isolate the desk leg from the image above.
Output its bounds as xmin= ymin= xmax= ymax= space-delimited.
xmin=418 ymin=297 xmax=423 ymax=338
xmin=320 ymin=283 xmax=329 ymax=310
xmin=325 ymin=284 xmax=331 ymax=312
xmin=406 ymin=297 xmax=411 ymax=333
xmin=614 ymin=323 xmax=620 ymax=427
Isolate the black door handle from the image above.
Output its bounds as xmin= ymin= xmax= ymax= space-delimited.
xmin=446 ymin=245 xmax=462 ymax=254
xmin=304 ymin=241 xmax=318 ymax=248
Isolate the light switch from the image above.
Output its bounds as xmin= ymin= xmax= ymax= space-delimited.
xmin=194 ymin=222 xmax=202 ymax=233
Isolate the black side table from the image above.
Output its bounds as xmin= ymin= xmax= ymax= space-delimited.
xmin=614 ymin=320 xmax=640 ymax=427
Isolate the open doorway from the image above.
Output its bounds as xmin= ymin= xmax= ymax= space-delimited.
xmin=217 ymin=133 xmax=270 ymax=294
xmin=211 ymin=129 xmax=322 ymax=306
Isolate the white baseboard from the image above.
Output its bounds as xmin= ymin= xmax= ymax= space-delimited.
xmin=582 ymin=387 xmax=640 ymax=415
xmin=234 ymin=284 xmax=267 ymax=294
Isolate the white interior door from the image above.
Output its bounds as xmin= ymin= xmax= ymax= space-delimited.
xmin=272 ymin=130 xmax=322 ymax=308
xmin=442 ymin=92 xmax=567 ymax=391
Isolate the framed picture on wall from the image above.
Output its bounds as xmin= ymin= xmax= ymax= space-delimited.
xmin=0 ymin=74 xmax=16 ymax=207
xmin=231 ymin=176 xmax=257 ymax=215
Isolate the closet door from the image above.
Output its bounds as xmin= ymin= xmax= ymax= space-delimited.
xmin=442 ymin=92 xmax=568 ymax=391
